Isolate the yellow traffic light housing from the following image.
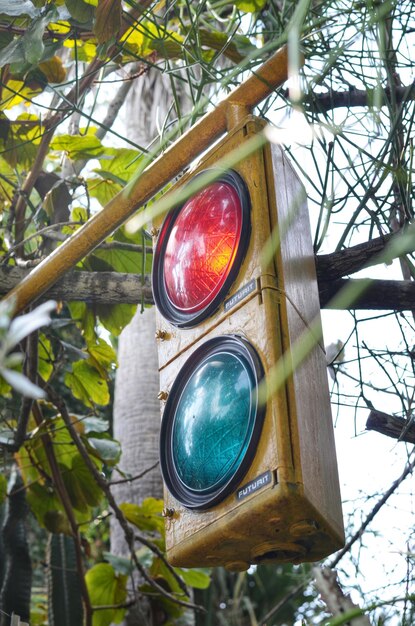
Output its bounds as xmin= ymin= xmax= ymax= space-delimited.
xmin=152 ymin=116 xmax=344 ymax=570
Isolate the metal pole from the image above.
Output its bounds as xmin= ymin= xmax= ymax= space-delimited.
xmin=4 ymin=46 xmax=290 ymax=314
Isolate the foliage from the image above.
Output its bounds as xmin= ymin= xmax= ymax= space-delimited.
xmin=0 ymin=0 xmax=414 ymax=625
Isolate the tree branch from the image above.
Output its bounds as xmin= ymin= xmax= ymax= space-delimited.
xmin=313 ymin=567 xmax=372 ymax=626
xmin=0 ymin=267 xmax=153 ymax=305
xmin=318 ymin=278 xmax=415 ymax=310
xmin=305 ymin=82 xmax=415 ymax=113
xmin=315 ymin=226 xmax=415 ymax=281
xmin=366 ymin=410 xmax=415 ymax=444
xmin=3 ymin=267 xmax=415 ymax=311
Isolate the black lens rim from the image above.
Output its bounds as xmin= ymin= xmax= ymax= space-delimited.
xmin=159 ymin=335 xmax=266 ymax=510
xmin=152 ymin=169 xmax=251 ymax=329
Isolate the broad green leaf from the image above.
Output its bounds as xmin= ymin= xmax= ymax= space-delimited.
xmin=0 ymin=32 xmax=13 ymax=52
xmin=87 ymin=337 xmax=117 ymax=374
xmin=97 ymin=148 xmax=141 ymax=182
xmin=233 ymin=0 xmax=267 ymax=11
xmin=119 ymin=498 xmax=164 ymax=535
xmin=0 ymin=0 xmax=38 ymax=17
xmin=68 ymin=301 xmax=97 ymax=345
xmin=175 ymin=568 xmax=211 ymax=590
xmin=24 ymin=15 xmax=47 ymax=64
xmin=92 ymin=246 xmax=145 ymax=274
xmin=51 ymin=134 xmax=104 ymax=160
xmin=0 ymin=5 xmax=59 ymax=68
xmin=65 ymin=0 xmax=95 ymax=24
xmin=150 ymin=557 xmax=184 ymax=595
xmin=60 ymin=453 xmax=103 ymax=511
xmin=120 ymin=24 xmax=152 ymax=57
xmin=145 ymin=21 xmax=184 ymax=60
xmin=198 ymin=29 xmax=254 ymax=63
xmin=26 ymin=482 xmax=70 ymax=533
xmin=85 ymin=563 xmax=127 ymax=626
xmin=82 ymin=416 xmax=109 ymax=434
xmin=96 ymin=303 xmax=136 ymax=337
xmin=65 ymin=360 xmax=110 ymax=407
xmin=0 ymin=79 xmax=42 ymax=109
xmin=0 ymin=472 xmax=7 ymax=504
xmin=0 ymin=36 xmax=26 ymax=66
xmin=59 ymin=462 xmax=89 ymax=513
xmin=102 ymin=553 xmax=133 ymax=576
xmin=87 ymin=177 xmax=122 ymax=207
xmin=0 ymin=114 xmax=39 ymax=167
xmin=87 ymin=436 xmax=121 ymax=465
xmin=38 ymin=333 xmax=54 ymax=381
xmin=0 ymin=156 xmax=17 ymax=210
xmin=26 ymin=416 xmax=77 ymax=473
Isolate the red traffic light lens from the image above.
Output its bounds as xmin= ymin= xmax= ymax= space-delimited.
xmin=163 ymin=181 xmax=242 ymax=313
xmin=152 ymin=170 xmax=250 ymax=328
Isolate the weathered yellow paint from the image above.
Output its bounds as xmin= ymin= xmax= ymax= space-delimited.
xmin=155 ymin=118 xmax=344 ymax=569
xmin=4 ymin=46 xmax=291 ymax=314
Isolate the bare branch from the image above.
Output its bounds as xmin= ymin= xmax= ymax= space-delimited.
xmin=313 ymin=567 xmax=372 ymax=626
xmin=319 ymin=278 xmax=415 ymax=310
xmin=366 ymin=410 xmax=415 ymax=444
xmin=305 ymin=82 xmax=415 ymax=113
xmin=329 ymin=454 xmax=415 ymax=569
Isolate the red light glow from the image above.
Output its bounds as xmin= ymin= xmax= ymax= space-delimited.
xmin=163 ymin=181 xmax=243 ymax=313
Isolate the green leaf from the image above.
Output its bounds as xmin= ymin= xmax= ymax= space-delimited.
xmin=0 ymin=5 xmax=58 ymax=68
xmin=68 ymin=301 xmax=97 ymax=345
xmin=96 ymin=303 xmax=136 ymax=337
xmin=87 ymin=436 xmax=121 ymax=465
xmin=102 ymin=553 xmax=133 ymax=576
xmin=0 ymin=0 xmax=38 ymax=17
xmin=0 ymin=472 xmax=7 ymax=505
xmin=26 ymin=482 xmax=70 ymax=533
xmin=97 ymin=148 xmax=141 ymax=182
xmin=65 ymin=0 xmax=95 ymax=24
xmin=82 ymin=416 xmax=110 ymax=434
xmin=38 ymin=333 xmax=54 ymax=381
xmin=233 ymin=0 xmax=267 ymax=11
xmin=174 ymin=568 xmax=211 ymax=590
xmin=87 ymin=176 xmax=122 ymax=207
xmin=0 ymin=36 xmax=26 ymax=66
xmin=64 ymin=360 xmax=110 ymax=407
xmin=87 ymin=337 xmax=117 ymax=375
xmin=85 ymin=563 xmax=127 ymax=626
xmin=51 ymin=134 xmax=104 ymax=160
xmin=119 ymin=498 xmax=165 ymax=535
xmin=198 ymin=29 xmax=255 ymax=63
xmin=60 ymin=453 xmax=103 ymax=512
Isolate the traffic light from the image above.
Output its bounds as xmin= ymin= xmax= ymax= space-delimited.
xmin=151 ymin=116 xmax=344 ymax=571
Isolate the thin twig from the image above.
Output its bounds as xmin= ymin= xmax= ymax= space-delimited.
xmin=329 ymin=453 xmax=415 ymax=568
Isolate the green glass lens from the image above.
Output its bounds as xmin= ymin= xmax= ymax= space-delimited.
xmin=172 ymin=351 xmax=255 ymax=492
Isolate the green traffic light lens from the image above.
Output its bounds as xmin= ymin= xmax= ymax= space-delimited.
xmin=172 ymin=352 xmax=253 ymax=492
xmin=160 ymin=336 xmax=265 ymax=510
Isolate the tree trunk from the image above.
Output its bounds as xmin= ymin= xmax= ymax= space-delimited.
xmin=110 ymin=65 xmax=195 ymax=626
